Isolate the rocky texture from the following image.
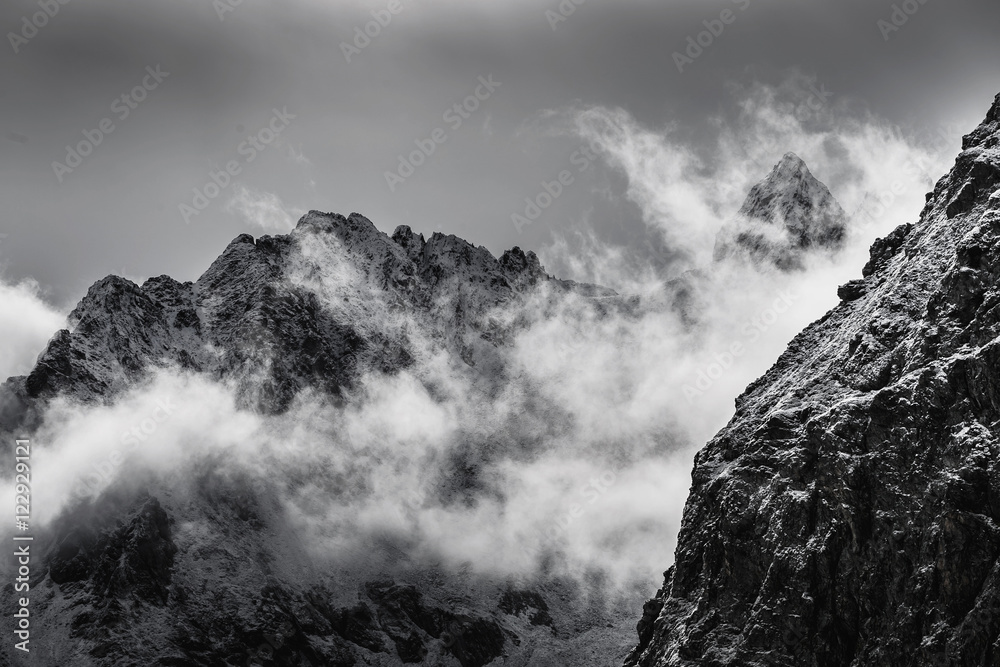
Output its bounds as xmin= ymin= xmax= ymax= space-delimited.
xmin=0 ymin=118 xmax=976 ymax=666
xmin=626 ymin=93 xmax=1000 ymax=666
xmin=48 ymin=495 xmax=177 ymax=604
xmin=0 ymin=212 xmax=634 ymax=666
xmin=2 ymin=477 xmax=637 ymax=666
xmin=1 ymin=211 xmax=613 ymax=425
xmin=714 ymin=153 xmax=848 ymax=271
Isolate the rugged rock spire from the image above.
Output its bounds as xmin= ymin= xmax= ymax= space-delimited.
xmin=626 ymin=93 xmax=1000 ymax=666
xmin=714 ymin=152 xmax=848 ymax=270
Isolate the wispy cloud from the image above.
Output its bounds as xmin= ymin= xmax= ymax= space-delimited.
xmin=559 ymin=73 xmax=952 ymax=277
xmin=4 ymin=73 xmax=972 ymax=599
xmin=225 ymin=184 xmax=305 ymax=233
xmin=0 ymin=277 xmax=65 ymax=380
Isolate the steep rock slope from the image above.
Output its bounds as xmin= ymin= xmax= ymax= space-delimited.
xmin=714 ymin=152 xmax=848 ymax=271
xmin=627 ymin=95 xmax=1000 ymax=666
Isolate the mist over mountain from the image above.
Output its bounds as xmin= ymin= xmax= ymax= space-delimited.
xmin=714 ymin=152 xmax=848 ymax=271
xmin=5 ymin=0 xmax=1000 ymax=665
xmin=0 ymin=139 xmax=856 ymax=666
xmin=3 ymin=81 xmax=996 ymax=666
xmin=627 ymin=92 xmax=1000 ymax=667
xmin=0 ymin=211 xmax=641 ymax=666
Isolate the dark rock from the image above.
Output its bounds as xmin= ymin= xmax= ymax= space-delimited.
xmin=626 ymin=91 xmax=1000 ymax=667
xmin=329 ymin=603 xmax=386 ymax=653
xmin=837 ymin=279 xmax=867 ymax=301
xmin=626 ymin=589 xmax=666 ymax=664
xmin=90 ymin=497 xmax=177 ymax=604
xmin=498 ymin=588 xmax=555 ymax=629
xmin=862 ymin=222 xmax=912 ymax=278
xmin=444 ymin=617 xmax=506 ymax=667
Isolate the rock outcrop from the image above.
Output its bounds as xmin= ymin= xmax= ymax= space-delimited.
xmin=627 ymin=94 xmax=1000 ymax=667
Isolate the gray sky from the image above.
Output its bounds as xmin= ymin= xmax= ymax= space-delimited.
xmin=2 ymin=0 xmax=1000 ymax=306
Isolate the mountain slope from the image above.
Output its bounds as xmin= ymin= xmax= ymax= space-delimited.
xmin=626 ymin=94 xmax=1000 ymax=667
xmin=0 ymin=212 xmax=637 ymax=667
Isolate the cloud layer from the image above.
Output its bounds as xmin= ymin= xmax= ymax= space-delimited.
xmin=1 ymin=75 xmax=969 ymax=598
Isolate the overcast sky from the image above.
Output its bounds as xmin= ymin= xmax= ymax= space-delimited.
xmin=2 ymin=0 xmax=1000 ymax=307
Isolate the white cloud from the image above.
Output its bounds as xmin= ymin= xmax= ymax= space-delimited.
xmin=0 ymin=277 xmax=65 ymax=381
xmin=225 ymin=184 xmax=305 ymax=233
xmin=563 ymin=75 xmax=952 ymax=278
xmin=1 ymin=73 xmax=967 ymax=597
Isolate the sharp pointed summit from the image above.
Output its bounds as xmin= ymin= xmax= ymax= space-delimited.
xmin=714 ymin=152 xmax=848 ymax=270
xmin=770 ymin=151 xmax=809 ymax=177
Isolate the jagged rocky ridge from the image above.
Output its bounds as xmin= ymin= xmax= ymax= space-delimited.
xmin=0 ymin=213 xmax=635 ymax=667
xmin=626 ymin=94 xmax=1000 ymax=666
xmin=2 ymin=211 xmax=613 ymax=424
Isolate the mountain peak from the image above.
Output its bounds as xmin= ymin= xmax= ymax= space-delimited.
xmin=739 ymin=153 xmax=826 ymax=218
xmin=714 ymin=153 xmax=847 ymax=270
xmin=962 ymin=92 xmax=1000 ymax=150
xmin=11 ymin=210 xmax=618 ymax=412
xmin=773 ymin=151 xmax=808 ymax=176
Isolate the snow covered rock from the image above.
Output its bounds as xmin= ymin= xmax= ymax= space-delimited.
xmin=714 ymin=152 xmax=847 ymax=271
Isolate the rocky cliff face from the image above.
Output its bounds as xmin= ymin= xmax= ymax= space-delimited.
xmin=714 ymin=152 xmax=848 ymax=271
xmin=626 ymin=94 xmax=1000 ymax=666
